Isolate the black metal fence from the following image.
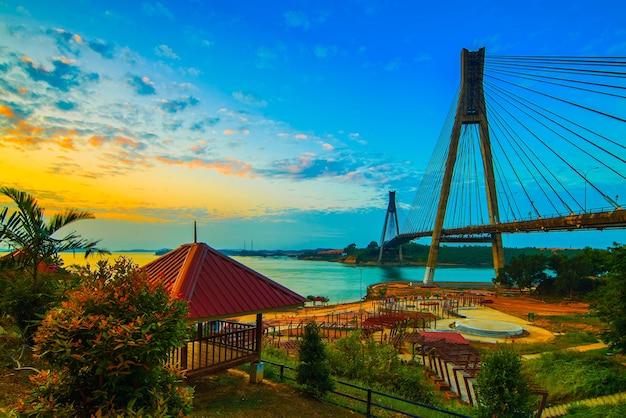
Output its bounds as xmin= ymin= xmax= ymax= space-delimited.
xmin=263 ymin=360 xmax=471 ymax=418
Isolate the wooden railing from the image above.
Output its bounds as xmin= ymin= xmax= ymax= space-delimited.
xmin=170 ymin=320 xmax=259 ymax=377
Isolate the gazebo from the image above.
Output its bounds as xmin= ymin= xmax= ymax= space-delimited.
xmin=142 ymin=242 xmax=306 ymax=379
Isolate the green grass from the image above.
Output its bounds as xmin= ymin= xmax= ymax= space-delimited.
xmin=190 ymin=371 xmax=360 ymax=417
xmin=566 ymin=401 xmax=626 ymax=417
xmin=524 ymin=351 xmax=626 ymax=404
xmin=511 ymin=331 xmax=599 ymax=355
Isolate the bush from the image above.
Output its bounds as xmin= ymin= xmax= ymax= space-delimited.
xmin=15 ymin=257 xmax=193 ymax=417
xmin=390 ymin=366 xmax=434 ymax=404
xmin=297 ymin=322 xmax=334 ymax=398
xmin=474 ymin=345 xmax=535 ymax=418
xmin=327 ymin=330 xmax=399 ymax=385
xmin=0 ymin=267 xmax=67 ymax=341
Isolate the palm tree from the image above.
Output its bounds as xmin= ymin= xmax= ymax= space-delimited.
xmin=1 ymin=187 xmax=109 ymax=286
xmin=1 ymin=187 xmax=109 ymax=337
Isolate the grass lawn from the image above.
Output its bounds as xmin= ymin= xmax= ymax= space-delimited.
xmin=190 ymin=370 xmax=361 ymax=417
xmin=0 ymin=365 xmax=361 ymax=417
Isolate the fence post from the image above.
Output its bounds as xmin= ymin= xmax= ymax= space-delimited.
xmin=280 ymin=364 xmax=285 ymax=382
xmin=366 ymin=388 xmax=372 ymax=417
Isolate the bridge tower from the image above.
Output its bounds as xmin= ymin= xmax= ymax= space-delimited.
xmin=378 ymin=191 xmax=403 ymax=262
xmin=423 ymin=47 xmax=505 ymax=285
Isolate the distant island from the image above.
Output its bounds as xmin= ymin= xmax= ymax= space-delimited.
xmin=220 ymin=242 xmax=584 ymax=268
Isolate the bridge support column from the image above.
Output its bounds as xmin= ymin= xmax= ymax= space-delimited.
xmin=379 ymin=191 xmax=403 ymax=263
xmin=423 ymin=47 xmax=505 ymax=284
xmin=423 ymin=266 xmax=436 ymax=286
xmin=491 ymin=233 xmax=505 ymax=277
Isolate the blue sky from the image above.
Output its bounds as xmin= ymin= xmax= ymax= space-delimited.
xmin=0 ymin=0 xmax=624 ymax=251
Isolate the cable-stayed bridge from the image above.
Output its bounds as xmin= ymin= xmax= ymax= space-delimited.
xmin=381 ymin=48 xmax=626 ymax=285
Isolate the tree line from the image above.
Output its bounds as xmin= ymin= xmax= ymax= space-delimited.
xmin=302 ymin=240 xmax=586 ymax=267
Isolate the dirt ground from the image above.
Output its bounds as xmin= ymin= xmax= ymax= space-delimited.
xmin=243 ymin=283 xmax=594 ymax=344
xmin=255 ymin=283 xmax=590 ymax=323
xmin=488 ymin=293 xmax=589 ymax=317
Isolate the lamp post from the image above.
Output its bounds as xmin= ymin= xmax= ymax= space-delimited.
xmin=583 ymin=167 xmax=599 ymax=213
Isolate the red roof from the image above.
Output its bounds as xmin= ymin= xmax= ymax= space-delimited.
xmin=419 ymin=331 xmax=469 ymax=345
xmin=142 ymin=243 xmax=306 ymax=321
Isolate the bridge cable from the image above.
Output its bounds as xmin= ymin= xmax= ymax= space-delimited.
xmin=485 ymin=97 xmax=560 ymax=215
xmin=484 ymin=72 xmax=626 ymax=124
xmin=484 ymin=84 xmax=611 ymax=209
xmin=485 ymin=85 xmax=586 ymax=213
xmin=484 ymin=72 xmax=626 ymax=153
xmin=484 ymin=73 xmax=626 ymax=156
xmin=402 ymin=86 xmax=461 ymax=235
xmin=486 ymin=67 xmax=626 ymax=98
xmin=485 ymin=79 xmax=626 ymax=180
xmin=485 ymin=87 xmax=578 ymax=214
xmin=484 ymin=60 xmax=626 ymax=79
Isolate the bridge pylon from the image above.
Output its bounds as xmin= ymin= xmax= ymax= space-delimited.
xmin=378 ymin=191 xmax=403 ymax=263
xmin=423 ymin=47 xmax=505 ymax=285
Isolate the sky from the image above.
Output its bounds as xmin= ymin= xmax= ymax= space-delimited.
xmin=0 ymin=0 xmax=625 ymax=251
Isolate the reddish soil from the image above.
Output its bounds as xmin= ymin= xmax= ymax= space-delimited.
xmin=489 ymin=293 xmax=589 ymax=318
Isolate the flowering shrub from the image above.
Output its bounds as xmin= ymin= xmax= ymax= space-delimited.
xmin=15 ymin=257 xmax=193 ymax=417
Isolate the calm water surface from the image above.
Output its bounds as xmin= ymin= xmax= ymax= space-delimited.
xmin=59 ymin=252 xmax=494 ymax=304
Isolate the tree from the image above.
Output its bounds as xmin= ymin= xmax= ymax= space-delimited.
xmin=343 ymin=243 xmax=357 ymax=255
xmin=495 ymin=254 xmax=548 ymax=291
xmin=15 ymin=257 xmax=193 ymax=417
xmin=0 ymin=187 xmax=108 ymax=338
xmin=590 ymin=243 xmax=626 ymax=353
xmin=549 ymin=248 xmax=605 ymax=298
xmin=474 ymin=345 xmax=535 ymax=418
xmin=297 ymin=322 xmax=334 ymax=398
xmin=0 ymin=187 xmax=107 ymax=284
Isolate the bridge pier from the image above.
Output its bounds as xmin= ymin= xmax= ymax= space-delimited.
xmin=423 ymin=266 xmax=435 ymax=286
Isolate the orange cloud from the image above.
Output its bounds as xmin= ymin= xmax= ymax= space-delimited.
xmin=286 ymin=156 xmax=313 ymax=173
xmin=0 ymin=119 xmax=48 ymax=148
xmin=57 ymin=137 xmax=76 ymax=150
xmin=295 ymin=134 xmax=307 ymax=139
xmin=13 ymin=120 xmax=43 ymax=136
xmin=223 ymin=129 xmax=235 ymax=135
xmin=0 ymin=105 xmax=15 ymax=119
xmin=55 ymin=56 xmax=75 ymax=64
xmin=17 ymin=87 xmax=28 ymax=94
xmin=156 ymin=156 xmax=252 ymax=177
xmin=89 ymin=135 xmax=107 ymax=146
xmin=114 ymin=136 xmax=140 ymax=148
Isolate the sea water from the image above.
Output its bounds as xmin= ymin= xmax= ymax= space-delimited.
xmin=58 ymin=252 xmax=494 ymax=304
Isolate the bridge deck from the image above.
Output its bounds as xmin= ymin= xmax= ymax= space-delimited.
xmin=388 ymin=209 xmax=625 ymax=246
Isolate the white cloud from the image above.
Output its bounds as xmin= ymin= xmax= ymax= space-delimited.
xmin=154 ymin=44 xmax=179 ymax=60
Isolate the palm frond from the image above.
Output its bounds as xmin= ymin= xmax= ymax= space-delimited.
xmin=47 ymin=210 xmax=95 ymax=234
